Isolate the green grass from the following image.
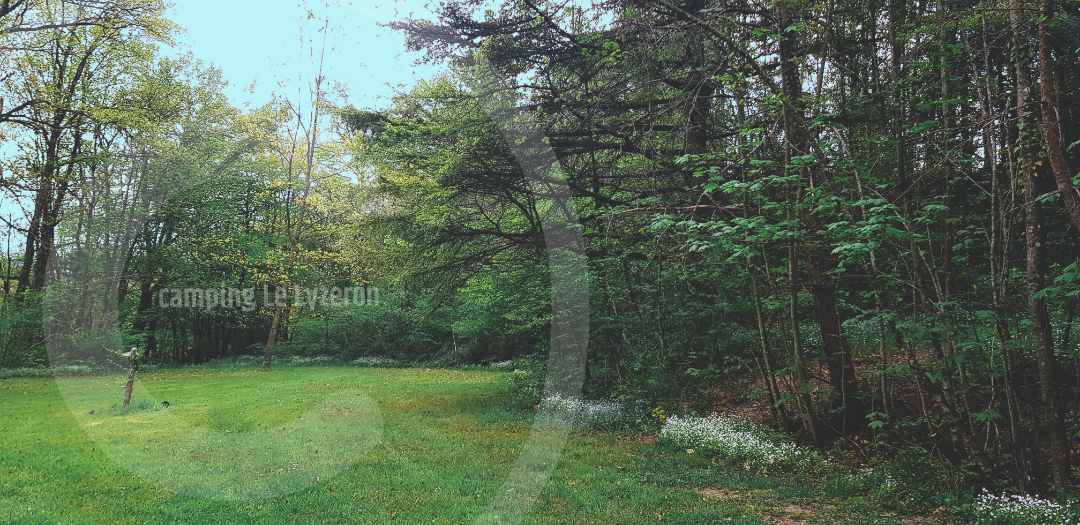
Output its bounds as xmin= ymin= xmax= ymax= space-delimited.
xmin=0 ymin=366 xmax=933 ymax=524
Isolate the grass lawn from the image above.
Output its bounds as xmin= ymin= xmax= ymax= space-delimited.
xmin=0 ymin=366 xmax=929 ymax=524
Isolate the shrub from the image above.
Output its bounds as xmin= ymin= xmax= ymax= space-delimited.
xmin=868 ymin=447 xmax=954 ymax=512
xmin=824 ymin=473 xmax=870 ymax=500
xmin=535 ymin=393 xmax=645 ymax=432
xmin=506 ymin=359 xmax=545 ymax=406
xmin=485 ymin=359 xmax=515 ymax=370
xmin=282 ymin=355 xmax=335 ymax=366
xmin=659 ymin=413 xmax=811 ymax=471
xmin=971 ymin=492 xmax=1080 ymax=524
xmin=350 ymin=356 xmax=400 ymax=367
xmin=0 ymin=363 xmax=110 ymax=378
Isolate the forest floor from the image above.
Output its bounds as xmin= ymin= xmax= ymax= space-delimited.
xmin=0 ymin=366 xmax=952 ymax=524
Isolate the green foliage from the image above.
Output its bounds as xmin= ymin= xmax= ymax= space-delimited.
xmin=824 ymin=473 xmax=870 ymax=501
xmin=867 ymin=448 xmax=952 ymax=512
xmin=820 ymin=447 xmax=967 ymax=514
xmin=506 ymin=357 xmax=546 ymax=406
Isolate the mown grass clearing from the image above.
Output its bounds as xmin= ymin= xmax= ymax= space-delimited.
xmin=1 ymin=367 xmax=931 ymax=524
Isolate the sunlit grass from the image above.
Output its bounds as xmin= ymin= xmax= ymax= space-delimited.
xmin=0 ymin=366 xmax=925 ymax=524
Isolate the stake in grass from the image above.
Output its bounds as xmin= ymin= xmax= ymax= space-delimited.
xmin=122 ymin=347 xmax=138 ymax=409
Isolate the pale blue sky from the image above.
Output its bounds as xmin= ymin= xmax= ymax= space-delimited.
xmin=165 ymin=0 xmax=444 ymax=110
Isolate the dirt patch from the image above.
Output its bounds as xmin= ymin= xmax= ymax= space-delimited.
xmin=759 ymin=503 xmax=815 ymax=525
xmin=321 ymin=408 xmax=354 ymax=418
xmin=618 ymin=433 xmax=657 ymax=444
xmin=899 ymin=508 xmax=950 ymax=525
xmin=694 ymin=487 xmax=744 ymax=499
xmin=692 ymin=487 xmax=837 ymax=525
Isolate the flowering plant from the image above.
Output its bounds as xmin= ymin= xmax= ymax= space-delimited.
xmin=659 ymin=413 xmax=811 ymax=471
xmin=349 ymin=356 xmax=399 ymax=367
xmin=651 ymin=404 xmax=667 ymax=421
xmin=535 ymin=393 xmax=645 ymax=432
xmin=971 ymin=492 xmax=1080 ymax=524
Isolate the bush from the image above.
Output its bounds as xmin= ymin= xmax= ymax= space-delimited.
xmin=484 ymin=359 xmax=515 ymax=370
xmin=970 ymin=492 xmax=1080 ymax=524
xmin=824 ymin=473 xmax=870 ymax=500
xmin=535 ymin=393 xmax=645 ymax=432
xmin=281 ymin=355 xmax=337 ymax=366
xmin=867 ymin=447 xmax=955 ymax=512
xmin=506 ymin=358 xmax=545 ymax=406
xmin=350 ymin=356 xmax=400 ymax=367
xmin=659 ymin=413 xmax=812 ymax=471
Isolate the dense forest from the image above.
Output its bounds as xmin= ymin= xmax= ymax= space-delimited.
xmin=3 ymin=0 xmax=1080 ymax=497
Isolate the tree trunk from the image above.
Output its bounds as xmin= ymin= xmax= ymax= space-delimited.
xmin=806 ymin=249 xmax=861 ymax=427
xmin=789 ymin=242 xmax=818 ymax=445
xmin=750 ymin=258 xmax=786 ymax=426
xmin=1038 ymin=0 xmax=1080 ymax=232
xmin=1024 ymin=157 xmax=1070 ymax=487
xmin=263 ymin=294 xmax=285 ymax=366
xmin=1029 ymin=0 xmax=1073 ymax=487
xmin=774 ymin=0 xmax=861 ymax=426
xmin=31 ymin=174 xmax=67 ymax=290
xmin=1008 ymin=0 xmax=1037 ymax=484
xmin=133 ymin=279 xmax=155 ymax=339
xmin=15 ymin=182 xmax=46 ymax=294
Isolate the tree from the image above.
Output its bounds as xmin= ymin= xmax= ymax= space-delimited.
xmin=2 ymin=0 xmax=172 ymax=293
xmin=372 ymin=0 xmax=1080 ymax=487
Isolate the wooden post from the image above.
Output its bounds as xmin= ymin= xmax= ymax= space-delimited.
xmin=123 ymin=347 xmax=137 ymax=409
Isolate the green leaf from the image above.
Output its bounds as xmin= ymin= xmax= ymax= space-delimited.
xmin=907 ymin=120 xmax=939 ymax=134
xmin=776 ymin=393 xmax=797 ymax=407
xmin=970 ymin=409 xmax=1002 ymax=422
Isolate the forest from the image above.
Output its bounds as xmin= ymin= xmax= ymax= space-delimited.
xmin=2 ymin=0 xmax=1080 ymax=515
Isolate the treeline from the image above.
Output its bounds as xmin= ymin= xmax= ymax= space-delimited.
xmin=0 ymin=1 xmax=542 ymax=372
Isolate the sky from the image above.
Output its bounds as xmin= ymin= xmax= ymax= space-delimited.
xmin=164 ymin=0 xmax=446 ymax=110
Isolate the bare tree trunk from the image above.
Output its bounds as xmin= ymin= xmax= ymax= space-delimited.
xmin=806 ymin=250 xmax=860 ymax=427
xmin=1038 ymin=0 xmax=1080 ymax=232
xmin=31 ymin=174 xmax=68 ymax=290
xmin=788 ymin=243 xmax=818 ymax=445
xmin=1030 ymin=0 xmax=1073 ymax=487
xmin=750 ymin=257 xmax=786 ymax=426
xmin=1008 ymin=0 xmax=1037 ymax=485
xmin=261 ymin=38 xmax=329 ymax=365
xmin=15 ymin=183 xmax=45 ymax=294
xmin=263 ymin=289 xmax=286 ymax=366
xmin=1023 ymin=153 xmax=1070 ymax=487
